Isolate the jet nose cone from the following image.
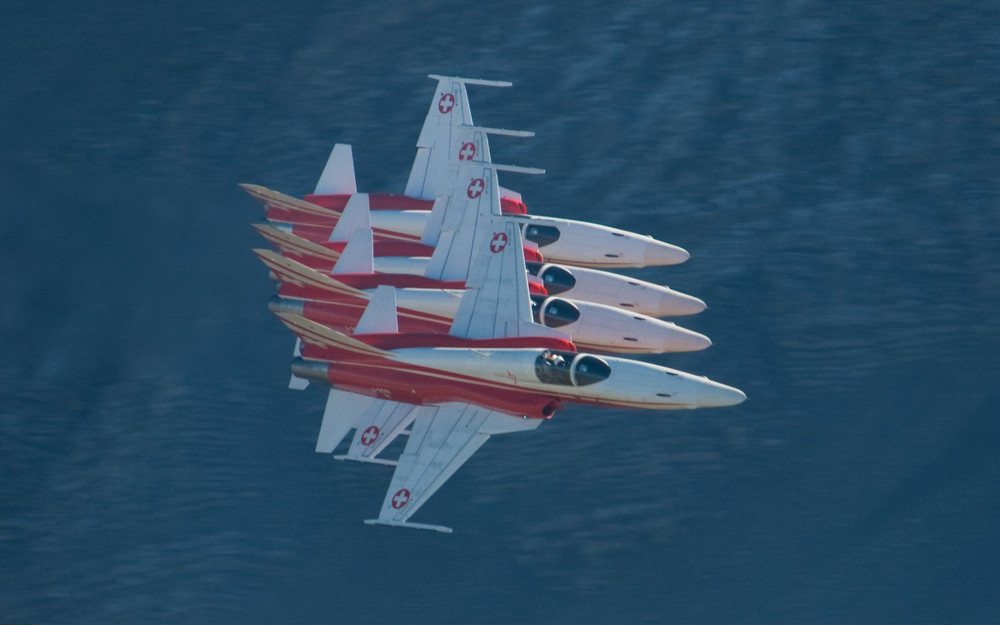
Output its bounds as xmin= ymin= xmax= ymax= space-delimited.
xmin=663 ymin=324 xmax=712 ymax=353
xmin=644 ymin=239 xmax=690 ymax=266
xmin=699 ymin=380 xmax=747 ymax=408
xmin=657 ymin=290 xmax=707 ymax=317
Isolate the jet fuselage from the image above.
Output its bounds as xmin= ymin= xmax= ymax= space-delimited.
xmin=295 ymin=192 xmax=690 ymax=269
xmin=287 ymin=329 xmax=745 ymax=419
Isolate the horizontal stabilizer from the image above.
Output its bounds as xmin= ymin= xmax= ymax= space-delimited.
xmin=239 ymin=184 xmax=340 ymax=219
xmin=253 ymin=248 xmax=365 ymax=298
xmin=314 ymin=144 xmax=357 ymax=195
xmin=253 ymin=223 xmax=342 ymax=262
xmin=363 ymin=519 xmax=453 ymax=534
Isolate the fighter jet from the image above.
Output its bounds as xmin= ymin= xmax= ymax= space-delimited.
xmin=253 ymin=162 xmax=711 ymax=355
xmin=268 ymin=166 xmax=745 ymax=533
xmin=257 ymin=74 xmax=690 ymax=269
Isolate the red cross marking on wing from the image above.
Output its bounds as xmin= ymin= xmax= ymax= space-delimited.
xmin=490 ymin=232 xmax=509 ymax=253
xmin=467 ymin=178 xmax=485 ymax=198
xmin=360 ymin=426 xmax=380 ymax=446
xmin=391 ymin=489 xmax=411 ymax=509
xmin=458 ymin=142 xmax=476 ymax=161
xmin=438 ymin=93 xmax=455 ymax=114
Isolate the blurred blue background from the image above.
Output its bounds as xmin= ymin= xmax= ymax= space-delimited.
xmin=2 ymin=2 xmax=998 ymax=623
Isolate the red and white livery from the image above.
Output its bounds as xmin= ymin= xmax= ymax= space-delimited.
xmin=271 ymin=216 xmax=744 ymax=532
xmin=243 ymin=183 xmax=706 ymax=318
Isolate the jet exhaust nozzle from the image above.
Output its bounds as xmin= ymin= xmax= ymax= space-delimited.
xmin=268 ymin=296 xmax=306 ymax=315
xmin=290 ymin=357 xmax=329 ymax=383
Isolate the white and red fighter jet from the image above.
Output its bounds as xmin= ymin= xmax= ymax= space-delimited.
xmin=269 ymin=175 xmax=745 ymax=532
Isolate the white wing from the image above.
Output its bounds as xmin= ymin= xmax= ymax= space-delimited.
xmin=423 ymin=164 xmax=497 ymax=282
xmin=317 ymin=388 xmax=419 ymax=464
xmin=405 ymin=76 xmax=482 ymax=199
xmin=423 ymin=162 xmax=544 ymax=284
xmin=337 ymin=403 xmax=421 ymax=465
xmin=448 ymin=218 xmax=536 ymax=339
xmin=405 ymin=75 xmax=534 ymax=201
xmin=365 ymin=402 xmax=540 ymax=533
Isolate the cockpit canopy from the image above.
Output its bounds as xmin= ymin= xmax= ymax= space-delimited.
xmin=522 ymin=223 xmax=561 ymax=248
xmin=525 ymin=262 xmax=576 ymax=295
xmin=534 ymin=350 xmax=612 ymax=387
xmin=530 ymin=296 xmax=581 ymax=328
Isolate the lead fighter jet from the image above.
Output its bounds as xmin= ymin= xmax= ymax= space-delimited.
xmin=268 ymin=163 xmax=745 ymax=533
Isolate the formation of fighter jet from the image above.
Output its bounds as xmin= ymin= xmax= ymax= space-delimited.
xmin=246 ymin=75 xmax=745 ymax=533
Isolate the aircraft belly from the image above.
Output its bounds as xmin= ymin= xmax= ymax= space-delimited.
xmin=325 ymin=356 xmax=560 ymax=419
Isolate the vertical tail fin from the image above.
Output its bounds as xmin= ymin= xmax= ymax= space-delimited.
xmin=315 ymin=144 xmax=357 ymax=195
xmin=328 ymin=193 xmax=371 ymax=242
xmin=353 ymin=285 xmax=399 ymax=334
xmin=331 ymin=228 xmax=375 ymax=276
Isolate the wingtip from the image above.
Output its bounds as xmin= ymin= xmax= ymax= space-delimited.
xmin=364 ymin=519 xmax=454 ymax=534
